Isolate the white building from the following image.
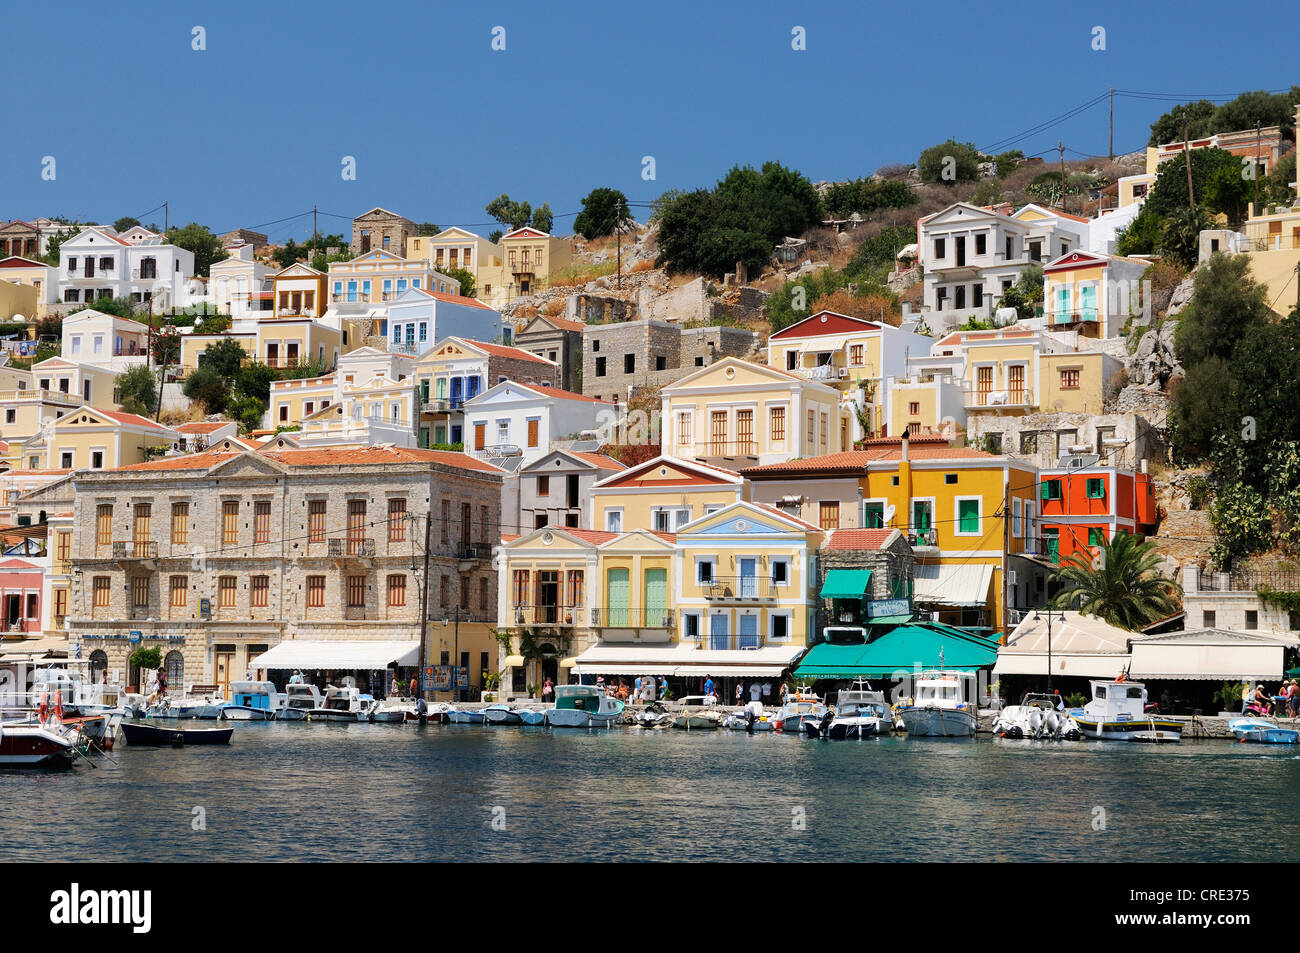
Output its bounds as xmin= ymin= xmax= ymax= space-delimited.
xmin=59 ymin=309 xmax=151 ymax=372
xmin=57 ymin=227 xmax=194 ymax=310
xmin=209 ymin=241 xmax=271 ymax=319
xmin=385 ymin=286 xmax=509 ymax=356
xmin=463 ymin=381 xmax=611 ymax=468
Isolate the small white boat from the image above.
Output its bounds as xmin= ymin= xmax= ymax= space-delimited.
xmin=1229 ymin=717 xmax=1298 ymax=744
xmin=772 ymin=691 xmax=826 ymax=733
xmin=371 ymin=698 xmax=415 ymax=723
xmin=1071 ymin=680 xmax=1181 ymax=743
xmin=673 ymin=708 xmax=724 ymax=730
xmin=484 ymin=704 xmax=522 ymax=725
xmin=518 ymin=708 xmax=547 ymax=726
xmin=636 ymin=703 xmax=674 ymax=728
xmin=545 ymin=685 xmax=625 ymax=728
xmin=279 ymin=684 xmax=325 ymax=721
xmin=807 ymin=682 xmax=892 ymax=739
xmin=992 ymin=692 xmax=1082 ymax=740
xmin=0 ymin=718 xmax=84 ymax=767
xmin=447 ymin=707 xmax=486 ymax=724
xmin=898 ymin=672 xmax=977 ymax=737
xmin=219 ymin=681 xmax=288 ymax=721
xmin=722 ymin=702 xmax=776 ymax=731
xmin=146 ymin=694 xmax=224 ymax=720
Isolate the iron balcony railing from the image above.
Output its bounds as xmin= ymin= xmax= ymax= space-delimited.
xmin=964 ymin=386 xmax=1034 ymax=409
xmin=510 ymin=603 xmax=586 ymax=626
xmin=702 ymin=575 xmax=778 ymax=600
xmin=456 ymin=543 xmax=494 ymax=561
xmin=591 ymin=607 xmax=674 ymax=628
xmin=907 ymin=528 xmax=938 ymax=548
xmin=1045 ymin=308 xmax=1100 ymax=324
xmin=1225 ymin=570 xmax=1300 ymax=592
xmin=328 ymin=537 xmax=375 ymax=557
xmin=705 ymin=633 xmax=761 ymax=651
xmin=113 ymin=540 xmax=156 ymax=559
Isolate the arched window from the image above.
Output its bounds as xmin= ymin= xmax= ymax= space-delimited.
xmin=164 ymin=650 xmax=184 ymax=691
xmin=89 ymin=650 xmax=108 ymax=683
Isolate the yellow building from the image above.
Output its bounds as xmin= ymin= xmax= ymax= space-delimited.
xmin=271 ymin=262 xmax=328 ymax=320
xmin=327 ymin=250 xmax=459 ymax=307
xmin=268 ymin=372 xmax=336 ymax=429
xmin=478 ymin=227 xmax=572 ymax=309
xmin=257 ymin=318 xmax=340 ymax=370
xmin=0 ymin=387 xmax=82 ymax=467
xmin=589 ymin=454 xmax=749 ymax=533
xmin=0 ymin=277 xmax=37 ymax=320
xmin=0 ymin=256 xmax=55 ymax=318
xmin=661 ymin=356 xmax=852 ymax=467
xmin=30 ymin=358 xmax=121 ymax=408
xmin=743 ymin=434 xmax=1040 ymax=633
xmin=23 ymin=406 xmax=176 ymax=471
xmin=405 ymin=227 xmax=502 ymax=292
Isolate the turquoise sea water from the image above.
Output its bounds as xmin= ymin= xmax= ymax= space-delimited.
xmin=3 ymin=723 xmax=1296 ymax=862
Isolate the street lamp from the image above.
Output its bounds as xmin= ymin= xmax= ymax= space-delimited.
xmin=1032 ymin=607 xmax=1066 ymax=695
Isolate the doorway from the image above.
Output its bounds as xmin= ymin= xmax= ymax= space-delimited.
xmin=214 ymin=646 xmax=235 ymax=697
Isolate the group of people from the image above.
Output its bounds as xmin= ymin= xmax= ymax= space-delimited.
xmin=1243 ymin=680 xmax=1299 ymax=718
xmin=596 ymin=675 xmax=666 ymax=703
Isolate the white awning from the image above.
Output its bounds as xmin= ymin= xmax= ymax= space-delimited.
xmin=571 ymin=643 xmax=803 ymax=678
xmin=993 ymin=653 xmax=1130 ymax=678
xmin=914 ymin=563 xmax=994 ymax=607
xmin=1128 ymin=629 xmax=1292 ymax=681
xmin=994 ymin=611 xmax=1133 ymax=678
xmin=249 ymin=640 xmax=420 ymax=670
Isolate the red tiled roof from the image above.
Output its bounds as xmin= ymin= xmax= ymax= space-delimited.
xmin=461 ymin=340 xmax=555 ymax=365
xmin=512 ymin=383 xmax=610 ymax=403
xmin=547 ymin=317 xmax=587 ymax=333
xmin=117 ymin=452 xmax=240 ymax=472
xmin=741 ymin=441 xmax=998 ymax=476
xmin=115 ymin=446 xmax=504 ymax=474
xmin=769 ymin=311 xmax=881 ymax=340
xmin=411 ymin=287 xmax=495 ymax=310
xmin=99 ymin=410 xmax=175 ymax=431
xmin=176 ymin=421 xmax=232 ymax=434
xmin=753 ymin=502 xmax=822 ymax=533
xmin=569 ymin=451 xmax=625 ymax=470
xmin=826 ymin=528 xmax=896 ymax=551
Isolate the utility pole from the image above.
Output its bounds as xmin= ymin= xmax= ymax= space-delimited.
xmin=1057 ymin=141 xmax=1067 ymax=212
xmin=1182 ymin=108 xmax=1195 ymax=210
xmin=313 ymin=204 xmax=319 ymax=251
xmin=1254 ymin=121 xmax=1261 ymax=215
xmin=163 ymin=201 xmax=168 ymax=233
xmin=1108 ymin=86 xmax=1114 ymax=160
xmin=615 ymin=197 xmax=625 ymax=290
xmin=1002 ymin=479 xmax=1011 ymax=641
xmin=417 ymin=510 xmax=432 ymax=701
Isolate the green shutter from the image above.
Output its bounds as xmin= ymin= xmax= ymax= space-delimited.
xmin=1087 ymin=478 xmax=1105 ymax=499
xmin=864 ymin=503 xmax=885 ymax=528
xmin=1045 ymin=529 xmax=1059 ymax=564
xmin=645 ymin=568 xmax=668 ymax=627
xmin=607 ymin=568 xmax=629 ymax=626
xmin=1088 ymin=528 xmax=1104 ymax=547
xmin=1041 ymin=480 xmax=1060 ymax=501
xmin=958 ymin=499 xmax=980 ymax=533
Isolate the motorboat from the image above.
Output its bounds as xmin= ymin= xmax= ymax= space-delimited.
xmin=517 ymin=708 xmax=547 ymax=726
xmin=992 ymin=692 xmax=1082 ymax=740
xmin=806 ymin=681 xmax=892 ymax=739
xmin=219 ymin=681 xmax=287 ymax=721
xmin=146 ymin=694 xmax=224 ymax=720
xmin=483 ymin=704 xmax=522 ymax=725
xmin=0 ymin=719 xmax=83 ymax=767
xmin=772 ymin=691 xmax=827 ymax=733
xmin=1229 ymin=717 xmax=1299 ymax=745
xmin=544 ymin=685 xmax=625 ymax=728
xmin=447 ymin=707 xmax=486 ymax=724
xmin=898 ymin=672 xmax=977 ymax=737
xmin=311 ymin=685 xmax=374 ymax=722
xmin=1070 ymin=680 xmax=1181 ymax=743
xmin=371 ymin=698 xmax=415 ymax=723
xmin=279 ymin=684 xmax=325 ymax=721
xmin=636 ymin=703 xmax=674 ymax=728
xmin=405 ymin=702 xmax=451 ymax=725
xmin=673 ymin=708 xmax=724 ymax=730
xmin=722 ymin=702 xmax=776 ymax=731
xmin=121 ymin=722 xmax=233 ymax=746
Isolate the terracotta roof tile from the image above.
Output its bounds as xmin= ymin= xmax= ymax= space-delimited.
xmin=461 ymin=340 xmax=555 ymax=365
xmin=411 ymin=287 xmax=495 ymax=310
xmin=826 ymin=528 xmax=895 ymax=551
xmin=99 ymin=410 xmax=175 ymax=431
xmin=753 ymin=502 xmax=822 ymax=533
xmin=741 ymin=441 xmax=998 ymax=476
xmin=569 ymin=451 xmax=626 ymax=470
xmin=176 ymin=421 xmax=232 ymax=434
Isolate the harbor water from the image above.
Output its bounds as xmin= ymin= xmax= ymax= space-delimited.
xmin=3 ymin=723 xmax=1297 ymax=862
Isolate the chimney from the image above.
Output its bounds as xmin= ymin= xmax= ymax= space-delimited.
xmin=901 ymin=430 xmax=910 ymax=462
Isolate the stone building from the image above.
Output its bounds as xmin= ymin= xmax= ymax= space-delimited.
xmin=1180 ymin=564 xmax=1300 ymax=637
xmin=582 ymin=319 xmax=759 ymax=404
xmin=350 ymin=207 xmax=416 ymax=257
xmin=965 ymin=411 xmax=1161 ymax=469
xmin=814 ymin=528 xmax=915 ymax=634
xmin=514 ymin=314 xmax=585 ymax=393
xmin=63 ymin=445 xmax=504 ymax=696
xmin=217 ymin=228 xmax=269 ymax=250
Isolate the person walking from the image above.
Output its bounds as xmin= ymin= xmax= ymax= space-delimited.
xmin=659 ymin=675 xmax=669 ymax=699
xmin=735 ymin=683 xmax=744 ymax=706
xmin=409 ymin=673 xmax=419 ymax=698
xmin=543 ymin=678 xmax=554 ymax=702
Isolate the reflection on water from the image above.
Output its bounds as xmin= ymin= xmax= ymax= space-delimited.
xmin=1 ymin=723 xmax=1296 ymax=862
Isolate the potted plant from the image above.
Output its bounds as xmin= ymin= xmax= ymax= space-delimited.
xmin=527 ymin=683 xmax=538 ymax=700
xmin=129 ymin=645 xmax=162 ymax=694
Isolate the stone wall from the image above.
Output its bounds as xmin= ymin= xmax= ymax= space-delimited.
xmin=581 ymin=319 xmax=759 ymax=403
xmin=488 ymin=352 xmax=560 ymax=390
xmin=965 ymin=411 xmax=1162 ymax=469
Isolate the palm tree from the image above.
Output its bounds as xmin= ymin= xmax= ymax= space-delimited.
xmin=1049 ymin=532 xmax=1181 ymax=631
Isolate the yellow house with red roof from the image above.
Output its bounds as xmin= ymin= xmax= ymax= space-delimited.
xmin=21 ymin=406 xmax=177 ymax=471
xmin=478 ymin=227 xmax=573 ymax=308
xmin=588 ymin=453 xmax=748 ymax=534
xmin=661 ymin=356 xmax=852 ymax=467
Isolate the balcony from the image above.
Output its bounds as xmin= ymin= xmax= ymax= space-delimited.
xmin=702 ymin=575 xmax=778 ymax=600
xmin=795 ymin=363 xmax=850 ymax=382
xmin=456 ymin=542 xmax=494 ymax=561
xmin=276 ymin=307 xmax=313 ymax=317
xmin=907 ymin=528 xmax=938 ymax=551
xmin=964 ymin=387 xmax=1035 ymax=410
xmin=705 ymin=633 xmax=761 ymax=651
xmin=422 ymin=399 xmax=451 ymax=414
xmin=688 ymin=440 xmax=759 ymax=462
xmin=113 ymin=540 xmax=157 ymax=559
xmin=1044 ymin=308 xmax=1099 ymax=326
xmin=509 ymin=603 xmax=586 ymax=627
xmin=328 ymin=537 xmax=375 ymax=558
xmin=591 ymin=607 xmax=674 ymax=629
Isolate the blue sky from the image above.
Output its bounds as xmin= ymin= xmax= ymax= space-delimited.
xmin=2 ymin=0 xmax=1296 ymax=243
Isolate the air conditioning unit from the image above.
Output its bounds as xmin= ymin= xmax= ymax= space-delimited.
xmin=1007 ymin=570 xmax=1017 ymax=586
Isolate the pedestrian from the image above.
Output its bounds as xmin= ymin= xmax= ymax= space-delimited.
xmin=157 ymin=668 xmax=168 ymax=697
xmin=735 ymin=683 xmax=744 ymax=705
xmin=1287 ymin=681 xmax=1299 ymax=718
xmin=659 ymin=675 xmax=668 ymax=699
xmin=750 ymin=682 xmax=761 ymax=703
xmin=543 ymin=678 xmax=554 ymax=702
xmin=409 ymin=674 xmax=418 ymax=698
xmin=634 ymin=676 xmax=642 ymax=702
xmin=703 ymin=675 xmax=716 ymax=701
xmin=1241 ymin=681 xmax=1254 ymax=714
xmin=1159 ymin=688 xmax=1170 ymax=712
xmin=245 ymin=667 xmax=254 ymax=681
xmin=779 ymin=681 xmax=789 ymax=706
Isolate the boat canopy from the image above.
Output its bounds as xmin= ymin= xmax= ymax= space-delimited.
xmin=820 ymin=569 xmax=872 ymax=599
xmin=795 ymin=623 xmax=999 ymax=679
xmin=249 ymin=640 xmax=420 ymax=671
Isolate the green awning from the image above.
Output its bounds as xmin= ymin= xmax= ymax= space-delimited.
xmin=852 ymin=624 xmax=999 ymax=675
xmin=793 ymin=642 xmax=872 ymax=680
xmin=821 ymin=569 xmax=872 ymax=599
xmin=867 ymin=614 xmax=913 ymax=625
xmin=1286 ymin=666 xmax=1300 ymax=679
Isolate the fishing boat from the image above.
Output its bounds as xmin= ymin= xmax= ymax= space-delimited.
xmin=121 ymin=721 xmax=233 ymax=746
xmin=405 ymin=702 xmax=451 ymax=725
xmin=370 ymin=698 xmax=415 ymax=723
xmin=279 ymin=684 xmax=325 ymax=721
xmin=219 ymin=681 xmax=287 ymax=721
xmin=1229 ymin=717 xmax=1299 ymax=744
xmin=806 ymin=681 xmax=892 ymax=739
xmin=544 ymin=685 xmax=625 ymax=728
xmin=146 ymin=694 xmax=224 ymax=720
xmin=772 ymin=691 xmax=827 ymax=733
xmin=721 ymin=703 xmax=776 ymax=731
xmin=517 ymin=708 xmax=547 ymax=726
xmin=673 ymin=708 xmax=724 ymax=729
xmin=1070 ymin=679 xmax=1180 ymax=743
xmin=311 ymin=685 xmax=374 ymax=722
xmin=483 ymin=704 xmax=522 ymax=725
xmin=898 ymin=672 xmax=977 ymax=737
xmin=992 ymin=692 xmax=1083 ymax=740
xmin=0 ymin=719 xmax=82 ymax=767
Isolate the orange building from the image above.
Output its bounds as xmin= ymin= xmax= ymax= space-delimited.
xmin=1036 ymin=464 xmax=1157 ymax=564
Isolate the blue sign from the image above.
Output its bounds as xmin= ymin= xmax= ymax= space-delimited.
xmin=423 ymin=665 xmax=452 ymax=691
xmin=455 ymin=666 xmax=469 ymax=690
xmin=128 ymin=630 xmax=142 ymax=644
xmin=866 ymin=599 xmax=911 ymax=618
